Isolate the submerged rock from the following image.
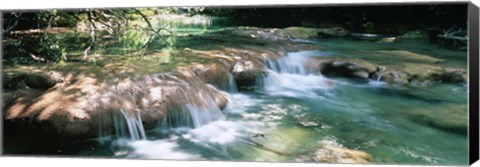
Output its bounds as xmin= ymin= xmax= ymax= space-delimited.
xmin=405 ymin=104 xmax=467 ymax=135
xmin=317 ymin=58 xmax=377 ymax=81
xmin=313 ymin=146 xmax=373 ymax=163
xmin=296 ymin=145 xmax=373 ymax=164
xmin=373 ymin=50 xmax=444 ymax=64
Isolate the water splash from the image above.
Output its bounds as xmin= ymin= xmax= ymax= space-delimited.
xmin=127 ymin=139 xmax=202 ymax=160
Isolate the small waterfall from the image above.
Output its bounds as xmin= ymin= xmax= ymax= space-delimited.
xmin=183 ymin=92 xmax=226 ymax=128
xmin=160 ymin=82 xmax=226 ymax=129
xmin=376 ymin=74 xmax=383 ymax=81
xmin=96 ymin=73 xmax=228 ymax=140
xmin=227 ymin=73 xmax=239 ymax=93
xmin=263 ymin=52 xmax=312 ymax=75
xmin=257 ymin=50 xmax=333 ymax=97
xmin=222 ymin=73 xmax=238 ymax=93
xmin=120 ymin=110 xmax=147 ymax=140
xmin=101 ymin=109 xmax=147 ymax=141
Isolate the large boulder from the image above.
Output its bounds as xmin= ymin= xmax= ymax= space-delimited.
xmin=318 ymin=58 xmax=377 ymax=81
xmin=4 ymin=71 xmax=230 ymax=140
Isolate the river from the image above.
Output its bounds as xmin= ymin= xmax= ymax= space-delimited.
xmin=4 ymin=15 xmax=468 ymax=165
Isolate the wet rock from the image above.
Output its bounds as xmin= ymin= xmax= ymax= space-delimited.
xmin=440 ymin=68 xmax=467 ymax=83
xmin=233 ymin=70 xmax=267 ymax=88
xmin=4 ymin=71 xmax=230 ymax=139
xmin=231 ymin=60 xmax=268 ymax=88
xmin=312 ymin=56 xmax=464 ymax=86
xmin=185 ymin=63 xmax=234 ymax=91
xmin=378 ymin=71 xmax=410 ymax=85
xmin=380 ymin=63 xmax=467 ymax=86
xmin=319 ymin=58 xmax=377 ymax=80
xmin=297 ymin=145 xmax=373 ymax=164
xmin=397 ymin=30 xmax=429 ymax=40
xmin=312 ymin=146 xmax=373 ymax=163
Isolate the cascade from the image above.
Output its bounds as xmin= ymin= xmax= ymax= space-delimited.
xmin=257 ymin=50 xmax=333 ymax=97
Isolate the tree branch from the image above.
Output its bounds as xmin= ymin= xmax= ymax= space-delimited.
xmin=3 ymin=13 xmax=23 ymax=36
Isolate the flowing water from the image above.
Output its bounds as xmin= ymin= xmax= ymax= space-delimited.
xmin=4 ymin=16 xmax=468 ymax=165
xmin=28 ymin=42 xmax=465 ymax=164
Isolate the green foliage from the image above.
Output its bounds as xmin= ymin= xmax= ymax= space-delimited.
xmin=118 ymin=29 xmax=149 ymax=51
xmin=201 ymin=8 xmax=236 ymax=17
xmin=3 ymin=8 xmax=178 ymax=64
xmin=29 ymin=35 xmax=67 ymax=62
xmin=55 ymin=11 xmax=81 ymax=27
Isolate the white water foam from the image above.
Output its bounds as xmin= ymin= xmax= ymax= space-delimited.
xmin=185 ymin=120 xmax=250 ymax=145
xmin=258 ymin=50 xmax=334 ymax=97
xmin=224 ymin=93 xmax=262 ymax=114
xmin=128 ymin=140 xmax=202 ymax=160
